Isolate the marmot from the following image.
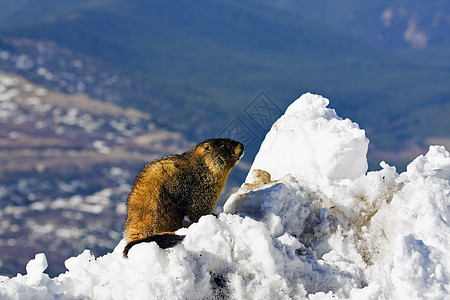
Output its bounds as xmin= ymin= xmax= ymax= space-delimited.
xmin=123 ymin=138 xmax=244 ymax=257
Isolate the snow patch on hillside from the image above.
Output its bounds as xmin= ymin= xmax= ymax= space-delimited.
xmin=1 ymin=93 xmax=449 ymax=299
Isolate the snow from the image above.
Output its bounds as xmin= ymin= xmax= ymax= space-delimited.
xmin=245 ymin=93 xmax=368 ymax=192
xmin=1 ymin=92 xmax=449 ymax=299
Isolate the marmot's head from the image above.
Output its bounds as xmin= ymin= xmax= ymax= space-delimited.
xmin=194 ymin=138 xmax=244 ymax=173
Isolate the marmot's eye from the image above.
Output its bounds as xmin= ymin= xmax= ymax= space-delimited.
xmin=205 ymin=145 xmax=211 ymax=151
xmin=220 ymin=144 xmax=225 ymax=148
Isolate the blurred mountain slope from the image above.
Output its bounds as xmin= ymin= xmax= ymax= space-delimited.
xmin=0 ymin=1 xmax=448 ymax=165
xmin=0 ymin=70 xmax=192 ymax=276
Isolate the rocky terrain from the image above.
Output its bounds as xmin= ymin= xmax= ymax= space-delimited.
xmin=0 ymin=70 xmax=193 ymax=276
xmin=0 ymin=37 xmax=138 ymax=105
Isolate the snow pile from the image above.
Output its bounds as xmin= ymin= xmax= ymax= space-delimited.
xmin=246 ymin=92 xmax=368 ymax=185
xmin=1 ymin=93 xmax=449 ymax=299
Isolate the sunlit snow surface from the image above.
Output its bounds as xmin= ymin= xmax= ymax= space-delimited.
xmin=1 ymin=93 xmax=449 ymax=299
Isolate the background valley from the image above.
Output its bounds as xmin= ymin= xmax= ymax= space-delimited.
xmin=0 ymin=0 xmax=448 ymax=276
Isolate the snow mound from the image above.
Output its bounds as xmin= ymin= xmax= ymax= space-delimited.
xmin=246 ymin=93 xmax=368 ymax=186
xmin=1 ymin=93 xmax=449 ymax=299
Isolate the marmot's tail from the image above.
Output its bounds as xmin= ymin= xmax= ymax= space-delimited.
xmin=123 ymin=233 xmax=185 ymax=258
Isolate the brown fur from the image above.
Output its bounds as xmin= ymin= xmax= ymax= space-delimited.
xmin=123 ymin=138 xmax=244 ymax=257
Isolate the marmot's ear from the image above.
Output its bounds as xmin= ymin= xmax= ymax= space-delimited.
xmin=195 ymin=142 xmax=211 ymax=155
